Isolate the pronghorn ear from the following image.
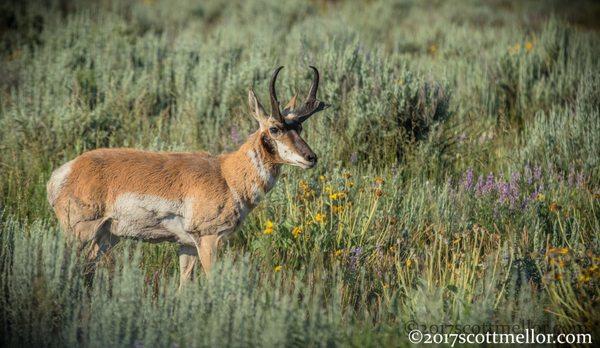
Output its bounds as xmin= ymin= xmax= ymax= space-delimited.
xmin=248 ymin=89 xmax=268 ymax=124
xmin=282 ymin=94 xmax=298 ymax=115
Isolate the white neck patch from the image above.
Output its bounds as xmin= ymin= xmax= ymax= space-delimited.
xmin=246 ymin=149 xmax=277 ymax=191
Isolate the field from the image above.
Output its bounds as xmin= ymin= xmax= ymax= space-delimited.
xmin=1 ymin=0 xmax=599 ymax=346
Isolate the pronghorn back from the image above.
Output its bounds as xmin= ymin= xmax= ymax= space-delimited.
xmin=47 ymin=66 xmax=330 ymax=284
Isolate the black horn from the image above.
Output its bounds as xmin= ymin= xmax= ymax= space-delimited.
xmin=306 ymin=66 xmax=319 ymax=101
xmin=269 ymin=66 xmax=284 ymax=121
xmin=288 ymin=66 xmax=329 ymax=123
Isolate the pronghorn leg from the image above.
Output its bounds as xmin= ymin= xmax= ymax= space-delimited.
xmin=178 ymin=245 xmax=198 ymax=290
xmin=82 ymin=219 xmax=118 ymax=281
xmin=197 ymin=235 xmax=220 ymax=275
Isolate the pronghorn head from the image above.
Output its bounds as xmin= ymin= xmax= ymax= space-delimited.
xmin=248 ymin=66 xmax=330 ymax=169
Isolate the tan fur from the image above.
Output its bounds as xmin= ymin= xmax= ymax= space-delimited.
xmin=48 ymin=131 xmax=285 ymax=287
xmin=48 ymin=69 xmax=327 ymax=288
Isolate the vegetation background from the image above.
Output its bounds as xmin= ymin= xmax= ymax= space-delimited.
xmin=0 ymin=0 xmax=599 ymax=346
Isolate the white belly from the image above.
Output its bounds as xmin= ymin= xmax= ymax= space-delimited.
xmin=110 ymin=193 xmax=195 ymax=245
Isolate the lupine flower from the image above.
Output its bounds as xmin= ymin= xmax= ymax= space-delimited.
xmin=475 ymin=175 xmax=485 ymax=195
xmin=533 ymin=166 xmax=542 ymax=181
xmin=462 ymin=168 xmax=474 ymax=190
xmin=348 ymin=247 xmax=363 ymax=271
xmin=230 ymin=126 xmax=240 ymax=145
xmin=481 ymin=173 xmax=496 ymax=195
xmin=567 ymin=166 xmax=576 ymax=186
xmin=576 ymin=171 xmax=586 ymax=187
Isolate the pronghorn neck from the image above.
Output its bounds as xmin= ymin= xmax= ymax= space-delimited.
xmin=221 ymin=131 xmax=281 ymax=208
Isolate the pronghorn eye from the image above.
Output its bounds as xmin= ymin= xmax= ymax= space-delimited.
xmin=269 ymin=126 xmax=280 ymax=135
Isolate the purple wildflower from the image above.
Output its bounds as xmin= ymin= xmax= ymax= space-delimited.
xmin=348 ymin=247 xmax=363 ymax=271
xmin=482 ymin=173 xmax=495 ymax=195
xmin=230 ymin=126 xmax=240 ymax=145
xmin=475 ymin=175 xmax=485 ymax=195
xmin=498 ymin=181 xmax=510 ymax=203
xmin=533 ymin=165 xmax=542 ymax=181
xmin=350 ymin=152 xmax=358 ymax=164
xmin=576 ymin=171 xmax=586 ymax=187
xmin=524 ymin=164 xmax=533 ymax=184
xmin=462 ymin=168 xmax=474 ymax=190
xmin=568 ymin=165 xmax=576 ymax=187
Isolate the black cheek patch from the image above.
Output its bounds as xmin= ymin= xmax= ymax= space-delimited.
xmin=261 ymin=134 xmax=276 ymax=155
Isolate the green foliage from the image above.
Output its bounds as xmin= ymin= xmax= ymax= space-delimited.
xmin=1 ymin=0 xmax=599 ymax=346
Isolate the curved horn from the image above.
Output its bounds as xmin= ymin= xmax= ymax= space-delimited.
xmin=288 ymin=66 xmax=330 ymax=123
xmin=306 ymin=65 xmax=319 ymax=101
xmin=269 ymin=66 xmax=284 ymax=121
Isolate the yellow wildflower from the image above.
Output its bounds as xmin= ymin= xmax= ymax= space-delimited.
xmin=263 ymin=220 xmax=274 ymax=235
xmin=374 ymin=176 xmax=385 ymax=185
xmin=578 ymin=274 xmax=591 ymax=283
xmin=548 ymin=247 xmax=569 ymax=256
xmin=329 ymin=191 xmax=346 ymax=200
xmin=334 ymin=249 xmax=344 ymax=257
xmin=406 ymin=259 xmax=413 ymax=268
xmin=292 ymin=226 xmax=302 ymax=238
xmin=346 ymin=181 xmax=355 ymax=188
xmin=299 ymin=179 xmax=309 ymax=190
xmin=319 ymin=175 xmax=326 ymax=182
xmin=324 ymin=185 xmax=333 ymax=193
xmin=525 ymin=41 xmax=533 ymax=53
xmin=332 ymin=205 xmax=344 ymax=214
xmin=536 ymin=193 xmax=545 ymax=202
xmin=428 ymin=44 xmax=437 ymax=55
xmin=274 ymin=265 xmax=282 ymax=272
xmin=315 ymin=213 xmax=326 ymax=223
xmin=549 ymin=202 xmax=560 ymax=212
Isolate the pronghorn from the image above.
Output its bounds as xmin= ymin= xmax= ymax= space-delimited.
xmin=47 ymin=66 xmax=329 ymax=287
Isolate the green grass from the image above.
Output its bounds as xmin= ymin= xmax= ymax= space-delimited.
xmin=1 ymin=0 xmax=599 ymax=346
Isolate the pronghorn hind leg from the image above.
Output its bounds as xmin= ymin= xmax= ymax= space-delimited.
xmin=80 ymin=219 xmax=119 ymax=282
xmin=197 ymin=235 xmax=220 ymax=275
xmin=178 ymin=245 xmax=198 ymax=290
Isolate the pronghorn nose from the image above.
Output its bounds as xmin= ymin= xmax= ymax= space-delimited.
xmin=305 ymin=153 xmax=317 ymax=163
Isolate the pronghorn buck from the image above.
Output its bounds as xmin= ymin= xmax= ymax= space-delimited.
xmin=47 ymin=66 xmax=329 ymax=287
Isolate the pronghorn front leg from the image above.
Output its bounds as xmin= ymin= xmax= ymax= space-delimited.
xmin=178 ymin=245 xmax=198 ymax=290
xmin=197 ymin=235 xmax=220 ymax=274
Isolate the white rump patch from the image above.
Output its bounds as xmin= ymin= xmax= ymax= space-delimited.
xmin=47 ymin=160 xmax=74 ymax=206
